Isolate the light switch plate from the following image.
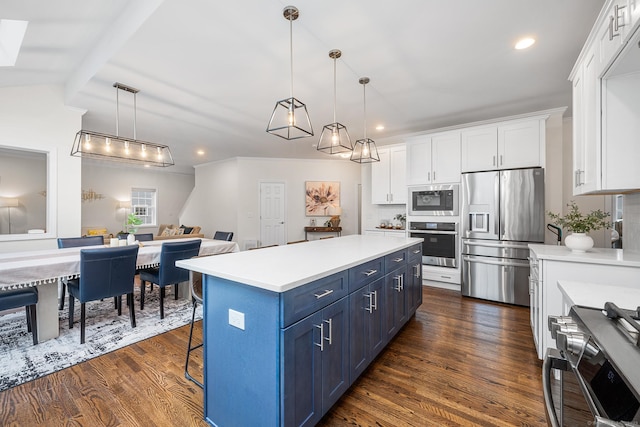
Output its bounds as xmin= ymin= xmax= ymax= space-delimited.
xmin=228 ymin=309 xmax=245 ymax=330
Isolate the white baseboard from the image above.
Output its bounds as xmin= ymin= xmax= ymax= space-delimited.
xmin=422 ymin=280 xmax=460 ymax=291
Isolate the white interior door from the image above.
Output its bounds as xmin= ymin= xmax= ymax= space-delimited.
xmin=260 ymin=182 xmax=286 ymax=246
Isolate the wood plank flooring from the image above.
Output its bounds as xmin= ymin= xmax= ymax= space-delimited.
xmin=0 ymin=286 xmax=547 ymax=426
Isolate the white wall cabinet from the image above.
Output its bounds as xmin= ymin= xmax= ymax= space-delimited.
xmin=572 ymin=43 xmax=600 ymax=194
xmin=570 ymin=0 xmax=640 ymax=194
xmin=371 ymin=145 xmax=407 ymax=204
xmin=460 ymin=117 xmax=545 ymax=173
xmin=406 ymin=132 xmax=461 ymax=185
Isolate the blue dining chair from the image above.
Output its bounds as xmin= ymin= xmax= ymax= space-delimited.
xmin=66 ymin=245 xmax=139 ymax=344
xmin=57 ymin=236 xmax=105 ymax=310
xmin=139 ymin=240 xmax=202 ymax=319
xmin=0 ymin=288 xmax=38 ymax=345
xmin=213 ymin=231 xmax=233 ymax=241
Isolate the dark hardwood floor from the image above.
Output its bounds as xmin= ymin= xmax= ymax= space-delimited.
xmin=0 ymin=286 xmax=546 ymax=426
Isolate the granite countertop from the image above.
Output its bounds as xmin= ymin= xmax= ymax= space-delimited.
xmin=529 ymin=244 xmax=640 ymax=267
xmin=558 ymin=280 xmax=640 ymax=309
xmin=176 ymin=235 xmax=422 ymax=293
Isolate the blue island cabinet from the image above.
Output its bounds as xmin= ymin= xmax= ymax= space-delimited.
xmin=200 ymin=241 xmax=423 ymax=427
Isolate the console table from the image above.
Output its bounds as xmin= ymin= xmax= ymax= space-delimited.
xmin=304 ymin=226 xmax=341 ymax=240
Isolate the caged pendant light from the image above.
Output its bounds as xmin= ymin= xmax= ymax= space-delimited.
xmin=71 ymin=83 xmax=174 ymax=167
xmin=350 ymin=77 xmax=380 ymax=163
xmin=266 ymin=6 xmax=313 ymax=140
xmin=317 ymin=49 xmax=352 ymax=154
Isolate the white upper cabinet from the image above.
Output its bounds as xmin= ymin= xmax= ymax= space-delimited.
xmin=460 ymin=126 xmax=497 ymax=172
xmin=570 ymin=0 xmax=640 ymax=194
xmin=406 ymin=131 xmax=460 ymax=185
xmin=371 ymin=145 xmax=407 ymax=204
xmin=596 ymin=0 xmax=631 ymax=75
xmin=460 ymin=117 xmax=546 ymax=173
xmin=572 ymin=43 xmax=601 ymax=194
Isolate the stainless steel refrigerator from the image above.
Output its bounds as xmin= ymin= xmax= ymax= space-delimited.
xmin=461 ymin=168 xmax=544 ymax=306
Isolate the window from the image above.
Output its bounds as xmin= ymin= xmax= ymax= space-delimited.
xmin=131 ymin=188 xmax=156 ymax=226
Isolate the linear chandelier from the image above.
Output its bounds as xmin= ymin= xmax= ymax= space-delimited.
xmin=71 ymin=83 xmax=174 ymax=167
xmin=351 ymin=77 xmax=380 ymax=163
xmin=266 ymin=6 xmax=313 ymax=140
xmin=317 ymin=49 xmax=352 ymax=155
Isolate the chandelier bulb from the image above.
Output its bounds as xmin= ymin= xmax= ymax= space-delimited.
xmin=84 ymin=134 xmax=91 ymax=149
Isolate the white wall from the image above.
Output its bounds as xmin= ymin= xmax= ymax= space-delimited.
xmin=0 ymin=85 xmax=83 ymax=253
xmin=181 ymin=157 xmax=361 ymax=247
xmin=180 ymin=158 xmax=239 ymax=240
xmin=81 ymin=161 xmax=195 ymax=235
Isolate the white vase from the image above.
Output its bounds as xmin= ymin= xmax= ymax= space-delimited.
xmin=127 ymin=233 xmax=136 ymax=245
xmin=564 ymin=232 xmax=594 ymax=253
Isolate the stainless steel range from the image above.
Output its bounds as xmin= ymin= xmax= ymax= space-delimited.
xmin=544 ymin=302 xmax=640 ymax=426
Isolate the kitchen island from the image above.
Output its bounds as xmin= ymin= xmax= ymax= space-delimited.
xmin=528 ymin=244 xmax=640 ymax=359
xmin=177 ymin=235 xmax=423 ymax=427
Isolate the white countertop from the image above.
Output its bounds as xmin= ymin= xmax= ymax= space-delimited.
xmin=558 ymin=280 xmax=640 ymax=310
xmin=529 ymin=244 xmax=640 ymax=267
xmin=176 ymin=234 xmax=422 ymax=293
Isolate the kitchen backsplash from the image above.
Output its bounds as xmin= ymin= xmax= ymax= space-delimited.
xmin=363 ymin=204 xmax=407 ymax=230
xmin=623 ymin=193 xmax=640 ymax=253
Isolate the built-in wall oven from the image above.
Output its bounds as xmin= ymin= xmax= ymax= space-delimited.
xmin=409 ymin=222 xmax=458 ymax=267
xmin=408 ymin=184 xmax=459 ymax=216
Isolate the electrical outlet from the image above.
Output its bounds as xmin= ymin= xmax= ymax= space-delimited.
xmin=228 ymin=309 xmax=245 ymax=330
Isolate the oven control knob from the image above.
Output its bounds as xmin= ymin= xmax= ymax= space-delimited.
xmin=556 ymin=331 xmax=586 ymax=356
xmin=550 ymin=322 xmax=579 ymax=339
xmin=547 ymin=315 xmax=573 ymax=332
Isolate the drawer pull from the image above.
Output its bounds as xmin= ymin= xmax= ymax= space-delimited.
xmin=412 ymin=249 xmax=421 ymax=254
xmin=314 ymin=289 xmax=334 ymax=299
xmin=393 ymin=257 xmax=404 ymax=263
xmin=362 ymin=269 xmax=378 ymax=277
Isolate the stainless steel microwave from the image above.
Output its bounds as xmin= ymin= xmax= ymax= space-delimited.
xmin=408 ymin=184 xmax=459 ymax=216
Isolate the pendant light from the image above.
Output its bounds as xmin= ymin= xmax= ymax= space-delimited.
xmin=317 ymin=49 xmax=351 ymax=154
xmin=71 ymin=83 xmax=174 ymax=167
xmin=351 ymin=77 xmax=380 ymax=163
xmin=266 ymin=6 xmax=313 ymax=140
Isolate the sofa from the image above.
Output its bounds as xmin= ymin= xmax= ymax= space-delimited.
xmin=154 ymin=224 xmax=204 ymax=240
xmin=81 ymin=227 xmax=114 ymax=242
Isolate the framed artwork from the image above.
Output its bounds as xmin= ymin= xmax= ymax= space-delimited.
xmin=305 ymin=181 xmax=340 ymax=216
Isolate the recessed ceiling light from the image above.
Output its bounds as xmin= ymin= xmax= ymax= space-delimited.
xmin=375 ymin=125 xmax=385 ymax=131
xmin=0 ymin=19 xmax=29 ymax=67
xmin=197 ymin=150 xmax=205 ymax=155
xmin=515 ymin=37 xmax=535 ymax=50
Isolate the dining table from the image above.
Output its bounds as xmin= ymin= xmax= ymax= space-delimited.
xmin=0 ymin=237 xmax=239 ymax=342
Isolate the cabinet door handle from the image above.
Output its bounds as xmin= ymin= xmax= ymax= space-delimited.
xmin=493 ymin=155 xmax=496 ymax=166
xmin=365 ymin=292 xmax=374 ymax=313
xmin=323 ymin=318 xmax=333 ymax=345
xmin=428 ymin=171 xmax=431 ymax=182
xmin=315 ymin=323 xmax=324 ymax=352
xmin=500 ymin=155 xmax=503 ymax=166
xmin=372 ymin=290 xmax=378 ymax=310
xmin=414 ymin=264 xmax=421 ymax=278
xmin=314 ymin=289 xmax=334 ymax=299
xmin=394 ymin=274 xmax=403 ymax=292
xmin=614 ymin=4 xmax=627 ymax=32
xmin=363 ymin=269 xmax=378 ymax=277
xmin=393 ymin=257 xmax=404 ymax=263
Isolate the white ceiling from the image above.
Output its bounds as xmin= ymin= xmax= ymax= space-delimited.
xmin=0 ymin=0 xmax=604 ymax=173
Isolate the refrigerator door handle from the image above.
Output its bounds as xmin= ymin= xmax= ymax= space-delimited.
xmin=463 ymin=240 xmax=531 ymax=250
xmin=463 ymin=255 xmax=530 ymax=268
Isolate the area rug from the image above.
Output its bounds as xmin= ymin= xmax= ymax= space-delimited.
xmin=0 ymin=289 xmax=201 ymax=392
